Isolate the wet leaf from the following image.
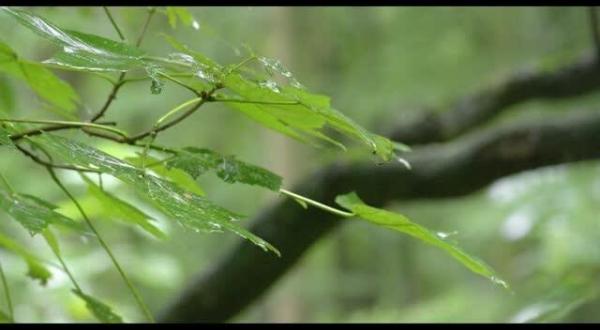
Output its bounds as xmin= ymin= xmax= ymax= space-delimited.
xmin=126 ymin=154 xmax=204 ymax=196
xmin=0 ymin=231 xmax=52 ymax=285
xmin=35 ymin=134 xmax=280 ymax=256
xmin=335 ymin=192 xmax=506 ymax=287
xmin=1 ymin=8 xmax=146 ymax=72
xmin=72 ymin=289 xmax=123 ymax=323
xmin=165 ymin=147 xmax=282 ymax=191
xmin=0 ymin=186 xmax=83 ymax=235
xmin=80 ymin=174 xmax=167 ymax=239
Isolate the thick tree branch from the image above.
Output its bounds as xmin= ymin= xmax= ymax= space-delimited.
xmin=160 ymin=111 xmax=600 ymax=322
xmin=389 ymin=52 xmax=600 ymax=144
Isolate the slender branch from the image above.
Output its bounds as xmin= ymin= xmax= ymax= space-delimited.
xmin=2 ymin=119 xmax=128 ymax=139
xmin=0 ymin=260 xmax=14 ymax=323
xmin=46 ymin=168 xmax=155 ymax=323
xmin=14 ymin=143 xmax=100 ymax=173
xmin=279 ymin=188 xmax=354 ymax=218
xmin=90 ymin=78 xmax=126 ymax=123
xmin=103 ymin=7 xmax=126 ymax=41
xmin=90 ymin=8 xmax=156 ymax=123
xmin=135 ymin=7 xmax=156 ymax=47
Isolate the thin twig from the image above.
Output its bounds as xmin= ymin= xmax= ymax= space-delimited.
xmin=103 ymin=7 xmax=126 ymax=41
xmin=14 ymin=143 xmax=100 ymax=173
xmin=46 ymin=168 xmax=155 ymax=323
xmin=136 ymin=7 xmax=156 ymax=47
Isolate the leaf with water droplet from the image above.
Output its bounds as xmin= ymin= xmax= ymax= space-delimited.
xmin=34 ymin=134 xmax=279 ymax=255
xmin=1 ymin=8 xmax=147 ymax=73
xmin=126 ymin=154 xmax=204 ymax=196
xmin=335 ymin=192 xmax=507 ymax=288
xmin=72 ymin=289 xmax=123 ymax=323
xmin=0 ymin=185 xmax=84 ymax=235
xmin=165 ymin=147 xmax=282 ymax=191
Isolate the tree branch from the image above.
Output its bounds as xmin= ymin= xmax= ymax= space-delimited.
xmin=389 ymin=52 xmax=600 ymax=144
xmin=160 ymin=110 xmax=600 ymax=322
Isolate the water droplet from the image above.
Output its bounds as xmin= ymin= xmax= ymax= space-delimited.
xmin=150 ymin=78 xmax=163 ymax=94
xmin=259 ymin=80 xmax=280 ymax=93
xmin=490 ymin=276 xmax=509 ymax=289
xmin=436 ymin=231 xmax=458 ymax=239
xmin=396 ymin=157 xmax=412 ymax=170
xmin=192 ymin=20 xmax=200 ymax=30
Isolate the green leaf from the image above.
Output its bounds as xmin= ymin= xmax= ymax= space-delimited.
xmin=0 ymin=231 xmax=52 ymax=285
xmin=125 ymin=154 xmax=204 ymax=196
xmin=0 ymin=40 xmax=79 ymax=116
xmin=35 ymin=134 xmax=280 ymax=256
xmin=335 ymin=192 xmax=507 ymax=287
xmin=72 ymin=289 xmax=123 ymax=323
xmin=165 ymin=147 xmax=282 ymax=191
xmin=0 ymin=126 xmax=13 ymax=148
xmin=1 ymin=8 xmax=146 ymax=73
xmin=165 ymin=7 xmax=197 ymax=29
xmin=80 ymin=174 xmax=167 ymax=240
xmin=0 ymin=186 xmax=83 ymax=235
xmin=220 ymin=71 xmax=395 ymax=161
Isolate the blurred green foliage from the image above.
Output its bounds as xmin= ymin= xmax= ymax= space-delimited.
xmin=0 ymin=6 xmax=599 ymax=323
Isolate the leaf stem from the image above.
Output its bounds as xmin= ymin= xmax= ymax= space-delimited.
xmin=154 ymin=97 xmax=203 ymax=127
xmin=279 ymin=189 xmax=355 ymax=218
xmin=0 ymin=260 xmax=14 ymax=323
xmin=46 ymin=168 xmax=155 ymax=323
xmin=43 ymin=231 xmax=82 ymax=292
xmin=0 ymin=119 xmax=128 ymax=138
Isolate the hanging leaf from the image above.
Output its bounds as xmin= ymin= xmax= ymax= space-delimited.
xmin=0 ymin=40 xmax=79 ymax=116
xmin=0 ymin=186 xmax=84 ymax=235
xmin=1 ymin=8 xmax=146 ymax=73
xmin=220 ymin=69 xmax=395 ymax=161
xmin=72 ymin=289 xmax=123 ymax=324
xmin=165 ymin=147 xmax=282 ymax=191
xmin=80 ymin=174 xmax=167 ymax=239
xmin=35 ymin=134 xmax=280 ymax=256
xmin=335 ymin=192 xmax=507 ymax=288
xmin=0 ymin=231 xmax=52 ymax=285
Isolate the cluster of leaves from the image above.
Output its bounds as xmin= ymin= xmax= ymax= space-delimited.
xmin=0 ymin=7 xmax=505 ymax=323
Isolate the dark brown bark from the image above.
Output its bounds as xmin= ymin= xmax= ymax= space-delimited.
xmin=389 ymin=52 xmax=600 ymax=144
